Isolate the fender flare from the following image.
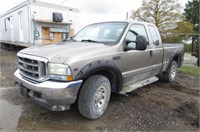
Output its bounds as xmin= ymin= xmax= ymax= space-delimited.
xmin=167 ymin=53 xmax=182 ymax=71
xmin=75 ymin=60 xmax=123 ymax=92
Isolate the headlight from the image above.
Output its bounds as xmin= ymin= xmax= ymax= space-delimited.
xmin=48 ymin=63 xmax=73 ymax=81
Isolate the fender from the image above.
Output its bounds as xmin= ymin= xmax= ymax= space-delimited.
xmin=166 ymin=53 xmax=181 ymax=71
xmin=75 ymin=60 xmax=123 ymax=92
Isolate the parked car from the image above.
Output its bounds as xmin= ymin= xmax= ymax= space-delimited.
xmin=14 ymin=21 xmax=184 ymax=119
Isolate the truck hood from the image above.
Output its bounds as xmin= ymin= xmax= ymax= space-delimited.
xmin=19 ymin=42 xmax=112 ymax=64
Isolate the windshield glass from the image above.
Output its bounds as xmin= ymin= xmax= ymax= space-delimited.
xmin=73 ymin=22 xmax=128 ymax=44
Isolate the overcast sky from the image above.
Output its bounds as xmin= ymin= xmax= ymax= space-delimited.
xmin=0 ymin=0 xmax=189 ymax=30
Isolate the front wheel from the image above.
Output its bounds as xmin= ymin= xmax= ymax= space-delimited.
xmin=163 ymin=61 xmax=178 ymax=82
xmin=78 ymin=75 xmax=111 ymax=119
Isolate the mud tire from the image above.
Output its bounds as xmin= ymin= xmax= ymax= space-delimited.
xmin=163 ymin=61 xmax=178 ymax=83
xmin=78 ymin=75 xmax=111 ymax=119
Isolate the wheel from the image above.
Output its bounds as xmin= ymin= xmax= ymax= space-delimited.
xmin=78 ymin=75 xmax=111 ymax=119
xmin=197 ymin=58 xmax=199 ymax=67
xmin=163 ymin=61 xmax=178 ymax=82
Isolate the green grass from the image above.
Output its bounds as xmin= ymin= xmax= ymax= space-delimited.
xmin=184 ymin=43 xmax=197 ymax=53
xmin=178 ymin=65 xmax=200 ymax=76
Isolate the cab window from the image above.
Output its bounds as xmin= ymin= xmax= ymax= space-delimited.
xmin=126 ymin=24 xmax=149 ymax=43
xmin=148 ymin=25 xmax=160 ymax=45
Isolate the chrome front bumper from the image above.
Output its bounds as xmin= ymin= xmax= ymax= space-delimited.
xmin=14 ymin=69 xmax=83 ymax=111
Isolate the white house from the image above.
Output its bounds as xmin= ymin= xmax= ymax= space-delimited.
xmin=0 ymin=0 xmax=79 ymax=47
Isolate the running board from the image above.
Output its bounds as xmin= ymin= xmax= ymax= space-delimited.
xmin=122 ymin=76 xmax=159 ymax=93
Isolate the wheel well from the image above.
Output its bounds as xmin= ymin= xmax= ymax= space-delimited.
xmin=173 ymin=55 xmax=181 ymax=67
xmin=75 ymin=60 xmax=123 ymax=93
xmin=92 ymin=70 xmax=118 ymax=93
xmin=79 ymin=69 xmax=119 ymax=93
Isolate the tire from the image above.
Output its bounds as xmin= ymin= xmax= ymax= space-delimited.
xmin=78 ymin=75 xmax=111 ymax=119
xmin=197 ymin=58 xmax=199 ymax=67
xmin=163 ymin=61 xmax=178 ymax=83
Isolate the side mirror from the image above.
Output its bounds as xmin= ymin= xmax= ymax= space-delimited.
xmin=135 ymin=35 xmax=147 ymax=50
xmin=125 ymin=35 xmax=147 ymax=51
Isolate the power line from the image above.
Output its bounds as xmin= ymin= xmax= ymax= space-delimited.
xmin=0 ymin=2 xmax=16 ymax=6
xmin=59 ymin=0 xmax=67 ymax=4
xmin=5 ymin=0 xmax=19 ymax=4
xmin=0 ymin=0 xmax=18 ymax=5
xmin=177 ymin=34 xmax=200 ymax=36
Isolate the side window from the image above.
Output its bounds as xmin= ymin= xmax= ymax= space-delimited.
xmin=148 ymin=25 xmax=160 ymax=45
xmin=125 ymin=24 xmax=148 ymax=43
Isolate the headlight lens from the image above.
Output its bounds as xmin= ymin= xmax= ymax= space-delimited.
xmin=48 ymin=63 xmax=73 ymax=81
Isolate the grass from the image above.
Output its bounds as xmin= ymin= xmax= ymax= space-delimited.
xmin=184 ymin=43 xmax=197 ymax=53
xmin=178 ymin=65 xmax=200 ymax=76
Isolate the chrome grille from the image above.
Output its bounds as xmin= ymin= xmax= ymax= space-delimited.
xmin=17 ymin=53 xmax=48 ymax=82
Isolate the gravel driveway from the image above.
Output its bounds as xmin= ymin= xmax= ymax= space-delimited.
xmin=184 ymin=53 xmax=198 ymax=67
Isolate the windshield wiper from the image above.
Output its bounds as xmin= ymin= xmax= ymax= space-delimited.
xmin=81 ymin=39 xmax=101 ymax=43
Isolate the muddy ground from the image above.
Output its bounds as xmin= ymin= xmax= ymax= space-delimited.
xmin=0 ymin=47 xmax=199 ymax=131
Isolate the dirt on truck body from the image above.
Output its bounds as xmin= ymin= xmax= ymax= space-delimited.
xmin=0 ymin=47 xmax=199 ymax=130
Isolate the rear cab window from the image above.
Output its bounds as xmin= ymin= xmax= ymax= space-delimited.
xmin=148 ymin=25 xmax=160 ymax=45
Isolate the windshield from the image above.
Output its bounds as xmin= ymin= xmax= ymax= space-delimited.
xmin=73 ymin=22 xmax=128 ymax=44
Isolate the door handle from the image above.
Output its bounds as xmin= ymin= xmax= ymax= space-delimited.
xmin=150 ymin=50 xmax=153 ymax=57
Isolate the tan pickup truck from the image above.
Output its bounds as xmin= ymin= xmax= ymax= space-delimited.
xmin=14 ymin=21 xmax=184 ymax=119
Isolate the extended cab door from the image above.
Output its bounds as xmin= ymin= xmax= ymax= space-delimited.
xmin=121 ymin=24 xmax=153 ymax=86
xmin=147 ymin=25 xmax=163 ymax=75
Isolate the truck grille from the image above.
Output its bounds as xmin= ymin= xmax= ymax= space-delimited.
xmin=17 ymin=53 xmax=48 ymax=82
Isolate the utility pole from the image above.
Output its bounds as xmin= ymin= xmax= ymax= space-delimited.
xmin=199 ymin=0 xmax=200 ymax=38
xmin=126 ymin=12 xmax=128 ymax=20
xmin=198 ymin=0 xmax=200 ymax=64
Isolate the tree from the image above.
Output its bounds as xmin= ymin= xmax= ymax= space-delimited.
xmin=184 ymin=0 xmax=200 ymax=51
xmin=164 ymin=21 xmax=194 ymax=42
xmin=184 ymin=0 xmax=199 ymax=34
xmin=130 ymin=0 xmax=182 ymax=42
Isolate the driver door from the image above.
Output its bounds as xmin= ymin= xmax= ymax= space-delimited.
xmin=121 ymin=24 xmax=153 ymax=86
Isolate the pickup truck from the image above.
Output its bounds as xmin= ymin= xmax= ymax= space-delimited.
xmin=14 ymin=21 xmax=184 ymax=119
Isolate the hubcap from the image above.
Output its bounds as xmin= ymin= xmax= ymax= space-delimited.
xmin=170 ymin=65 xmax=177 ymax=79
xmin=94 ymin=86 xmax=106 ymax=109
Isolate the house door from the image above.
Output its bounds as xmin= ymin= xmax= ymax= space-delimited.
xmin=18 ymin=12 xmax=24 ymax=42
xmin=10 ymin=16 xmax=14 ymax=42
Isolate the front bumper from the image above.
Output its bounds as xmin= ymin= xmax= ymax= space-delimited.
xmin=14 ymin=69 xmax=83 ymax=111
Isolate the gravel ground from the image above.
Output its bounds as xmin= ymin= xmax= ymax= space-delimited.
xmin=184 ymin=53 xmax=198 ymax=67
xmin=0 ymin=47 xmax=199 ymax=131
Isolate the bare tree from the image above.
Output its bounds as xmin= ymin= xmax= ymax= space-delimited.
xmin=130 ymin=0 xmax=182 ymax=41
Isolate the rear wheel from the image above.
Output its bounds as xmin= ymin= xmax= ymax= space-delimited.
xmin=78 ymin=75 xmax=111 ymax=119
xmin=163 ymin=61 xmax=178 ymax=82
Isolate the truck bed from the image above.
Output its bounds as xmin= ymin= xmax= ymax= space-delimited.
xmin=162 ymin=43 xmax=184 ymax=71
